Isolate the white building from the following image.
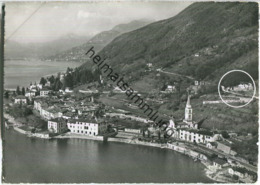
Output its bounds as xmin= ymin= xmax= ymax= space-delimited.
xmin=40 ymin=88 xmax=51 ymax=96
xmin=178 ymin=95 xmax=198 ymax=129
xmin=40 ymin=107 xmax=63 ymax=120
xmin=14 ymin=95 xmax=27 ymax=104
xmin=113 ymin=86 xmax=125 ymax=93
xmin=25 ymin=91 xmax=36 ymax=98
xmin=48 ymin=118 xmax=67 ymax=133
xmin=65 ymin=87 xmax=73 ymax=93
xmin=178 ymin=129 xmax=220 ymax=144
xmin=124 ymin=128 xmax=141 ymax=134
xmin=34 ymin=100 xmax=42 ymax=111
xmin=233 ymin=83 xmax=253 ymax=91
xmin=165 ymin=85 xmax=176 ymax=93
xmin=147 ymin=63 xmax=153 ymax=67
xmin=67 ymin=118 xmax=107 ymax=136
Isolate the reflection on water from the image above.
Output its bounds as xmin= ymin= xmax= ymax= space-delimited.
xmin=3 ymin=129 xmax=214 ymax=183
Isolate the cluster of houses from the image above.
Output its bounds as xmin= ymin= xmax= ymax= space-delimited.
xmin=33 ymin=95 xmax=109 ymax=136
xmin=166 ymin=95 xmax=238 ymax=156
xmin=221 ymin=83 xmax=254 ymax=92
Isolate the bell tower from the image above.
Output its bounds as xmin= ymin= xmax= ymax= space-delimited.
xmin=184 ymin=95 xmax=192 ymax=124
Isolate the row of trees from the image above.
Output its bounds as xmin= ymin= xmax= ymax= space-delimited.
xmin=42 ymin=67 xmax=100 ymax=91
xmin=16 ymin=86 xmax=26 ymax=96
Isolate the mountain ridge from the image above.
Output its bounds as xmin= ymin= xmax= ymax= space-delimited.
xmin=46 ymin=19 xmax=153 ymax=62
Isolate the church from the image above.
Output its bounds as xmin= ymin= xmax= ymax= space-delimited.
xmin=168 ymin=94 xmax=198 ymax=130
xmin=168 ymin=94 xmax=221 ymax=144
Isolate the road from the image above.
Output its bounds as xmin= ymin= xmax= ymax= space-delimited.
xmin=157 ymin=69 xmax=195 ymax=80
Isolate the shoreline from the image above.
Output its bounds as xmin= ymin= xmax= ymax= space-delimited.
xmin=9 ymin=125 xmax=218 ymax=183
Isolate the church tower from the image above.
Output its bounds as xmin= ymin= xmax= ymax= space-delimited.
xmin=184 ymin=95 xmax=192 ymax=124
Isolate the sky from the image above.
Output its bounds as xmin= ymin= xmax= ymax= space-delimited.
xmin=5 ymin=1 xmax=192 ymax=43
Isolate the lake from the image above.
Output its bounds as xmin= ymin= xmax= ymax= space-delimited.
xmin=4 ymin=60 xmax=83 ymax=89
xmin=2 ymin=129 xmax=214 ymax=183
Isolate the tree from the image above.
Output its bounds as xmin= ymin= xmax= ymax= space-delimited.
xmin=22 ymin=87 xmax=25 ymax=96
xmin=4 ymin=91 xmax=9 ymax=99
xmin=40 ymin=77 xmax=47 ymax=86
xmin=16 ymin=86 xmax=21 ymax=95
xmin=221 ymin=131 xmax=230 ymax=139
xmin=48 ymin=75 xmax=55 ymax=85
xmin=63 ymin=73 xmax=73 ymax=88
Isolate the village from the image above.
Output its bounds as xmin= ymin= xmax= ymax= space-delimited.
xmin=3 ymin=66 xmax=258 ymax=183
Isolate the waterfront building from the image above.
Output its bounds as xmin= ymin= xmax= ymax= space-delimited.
xmin=14 ymin=95 xmax=27 ymax=104
xmin=228 ymin=167 xmax=257 ymax=182
xmin=178 ymin=128 xmax=220 ymax=144
xmin=67 ymin=118 xmax=107 ymax=136
xmin=212 ymin=158 xmax=228 ymax=169
xmin=216 ymin=141 xmax=237 ymax=156
xmin=48 ymin=118 xmax=67 ymax=133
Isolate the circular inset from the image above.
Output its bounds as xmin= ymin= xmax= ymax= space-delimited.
xmin=218 ymin=70 xmax=256 ymax=108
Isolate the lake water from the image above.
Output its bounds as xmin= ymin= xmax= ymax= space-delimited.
xmin=3 ymin=129 xmax=214 ymax=183
xmin=4 ymin=60 xmax=83 ymax=89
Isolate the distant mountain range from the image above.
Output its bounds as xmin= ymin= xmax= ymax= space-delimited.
xmin=45 ymin=19 xmax=153 ymax=62
xmin=5 ymin=34 xmax=91 ymax=59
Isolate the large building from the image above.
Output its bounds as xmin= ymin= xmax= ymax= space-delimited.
xmin=67 ymin=118 xmax=107 ymax=136
xmin=178 ymin=128 xmax=221 ymax=144
xmin=48 ymin=118 xmax=67 ymax=133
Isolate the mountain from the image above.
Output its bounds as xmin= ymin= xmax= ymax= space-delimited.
xmin=78 ymin=2 xmax=258 ymax=133
xmin=46 ymin=19 xmax=153 ymax=62
xmin=5 ymin=34 xmax=91 ymax=59
xmin=95 ymin=2 xmax=258 ymax=85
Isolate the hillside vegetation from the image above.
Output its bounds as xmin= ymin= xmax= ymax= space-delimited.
xmin=67 ymin=2 xmax=258 ymax=134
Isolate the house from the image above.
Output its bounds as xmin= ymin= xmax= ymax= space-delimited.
xmin=217 ymin=141 xmax=237 ymax=156
xmin=29 ymin=84 xmax=37 ymax=90
xmin=228 ymin=167 xmax=256 ymax=180
xmin=40 ymin=87 xmax=51 ymax=96
xmin=165 ymin=85 xmax=176 ymax=93
xmin=40 ymin=106 xmax=63 ymax=120
xmin=124 ymin=128 xmax=141 ymax=134
xmin=113 ymin=86 xmax=125 ymax=93
xmin=25 ymin=91 xmax=36 ymax=98
xmin=37 ymin=83 xmax=43 ymax=89
xmin=67 ymin=118 xmax=107 ymax=136
xmin=206 ymin=142 xmax=217 ymax=149
xmin=147 ymin=63 xmax=153 ymax=67
xmin=233 ymin=83 xmax=253 ymax=91
xmin=213 ymin=158 xmax=227 ymax=169
xmin=48 ymin=118 xmax=67 ymax=133
xmin=34 ymin=100 xmax=42 ymax=111
xmin=65 ymin=87 xmax=73 ymax=93
xmin=14 ymin=95 xmax=27 ymax=104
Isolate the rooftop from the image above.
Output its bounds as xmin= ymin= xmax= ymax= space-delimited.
xmin=15 ymin=95 xmax=26 ymax=99
xmin=213 ymin=158 xmax=227 ymax=165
